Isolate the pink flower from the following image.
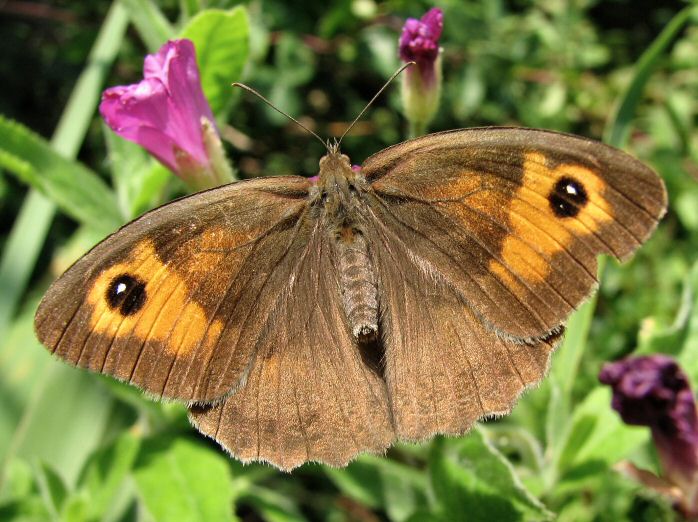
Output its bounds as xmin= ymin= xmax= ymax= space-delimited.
xmin=399 ymin=8 xmax=443 ymax=85
xmin=100 ymin=39 xmax=232 ymax=190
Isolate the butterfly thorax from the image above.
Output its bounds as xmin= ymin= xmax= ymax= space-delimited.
xmin=314 ymin=151 xmax=379 ymax=343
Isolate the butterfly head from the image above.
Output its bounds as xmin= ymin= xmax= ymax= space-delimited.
xmin=312 ymin=148 xmax=367 ymax=220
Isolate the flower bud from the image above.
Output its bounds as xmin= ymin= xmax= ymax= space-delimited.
xmin=398 ymin=8 xmax=443 ymax=136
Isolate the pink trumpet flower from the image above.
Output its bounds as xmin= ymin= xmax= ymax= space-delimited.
xmin=100 ymin=39 xmax=232 ymax=191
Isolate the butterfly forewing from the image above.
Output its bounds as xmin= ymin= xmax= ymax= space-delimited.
xmin=35 ymin=176 xmax=312 ymax=402
xmin=362 ymin=128 xmax=667 ymax=341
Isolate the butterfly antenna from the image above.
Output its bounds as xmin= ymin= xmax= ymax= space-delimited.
xmin=337 ymin=61 xmax=415 ymax=146
xmin=233 ymin=82 xmax=329 ymax=152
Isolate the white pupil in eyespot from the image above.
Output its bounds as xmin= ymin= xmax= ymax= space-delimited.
xmin=565 ymin=184 xmax=578 ymax=196
xmin=115 ymin=282 xmax=127 ymax=295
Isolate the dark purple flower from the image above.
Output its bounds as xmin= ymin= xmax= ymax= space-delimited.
xmin=600 ymin=355 xmax=698 ymax=514
xmin=399 ymin=8 xmax=443 ymax=82
xmin=398 ymin=8 xmax=443 ymax=134
xmin=100 ymin=39 xmax=232 ymax=189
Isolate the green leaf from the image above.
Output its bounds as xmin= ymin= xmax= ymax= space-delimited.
xmin=77 ymin=433 xmax=141 ymax=520
xmin=33 ymin=462 xmax=68 ymax=518
xmin=180 ymin=7 xmax=250 ymax=118
xmin=134 ymin=438 xmax=236 ymax=522
xmin=6 ymin=364 xmax=116 ymax=488
xmin=677 ymin=263 xmax=698 ymax=378
xmin=429 ymin=431 xmax=554 ymax=522
xmin=61 ymin=492 xmax=89 ymax=522
xmin=120 ymin=0 xmax=175 ymax=52
xmin=324 ymin=455 xmax=428 ymax=522
xmin=0 ymin=459 xmax=49 ymax=522
xmin=637 ymin=260 xmax=698 ymax=383
xmin=556 ymin=388 xmax=647 ymax=484
xmin=0 ymin=115 xmax=121 ymax=232
xmin=0 ymin=458 xmax=34 ymax=504
xmin=240 ymin=485 xmax=306 ymax=522
xmin=0 ymin=297 xmax=54 ymax=461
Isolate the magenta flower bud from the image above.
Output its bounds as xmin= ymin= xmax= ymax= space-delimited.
xmin=398 ymin=8 xmax=443 ymax=135
xmin=600 ymin=355 xmax=698 ymax=515
xmin=399 ymin=8 xmax=443 ymax=84
xmin=100 ymin=39 xmax=233 ymax=191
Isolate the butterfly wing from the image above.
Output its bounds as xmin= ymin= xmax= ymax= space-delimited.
xmin=35 ymin=176 xmax=316 ymax=403
xmin=362 ymin=127 xmax=667 ymax=341
xmin=189 ymin=223 xmax=395 ymax=470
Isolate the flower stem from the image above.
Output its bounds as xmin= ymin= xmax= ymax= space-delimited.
xmin=408 ymin=119 xmax=427 ymax=139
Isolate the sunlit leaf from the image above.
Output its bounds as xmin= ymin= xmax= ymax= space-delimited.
xmin=180 ymin=7 xmax=250 ymax=118
xmin=134 ymin=438 xmax=237 ymax=522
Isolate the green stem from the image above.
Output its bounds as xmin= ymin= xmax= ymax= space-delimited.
xmin=408 ymin=120 xmax=427 ymax=139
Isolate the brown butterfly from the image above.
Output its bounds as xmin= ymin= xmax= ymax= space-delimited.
xmin=35 ymin=126 xmax=666 ymax=471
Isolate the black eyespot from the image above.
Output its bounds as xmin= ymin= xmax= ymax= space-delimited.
xmin=106 ymin=274 xmax=147 ymax=316
xmin=548 ymin=176 xmax=588 ymax=218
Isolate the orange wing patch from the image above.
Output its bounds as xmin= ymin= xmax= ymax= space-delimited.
xmin=85 ymin=234 xmax=234 ymax=358
xmin=490 ymin=151 xmax=613 ymax=295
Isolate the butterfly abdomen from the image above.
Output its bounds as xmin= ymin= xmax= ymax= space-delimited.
xmin=336 ymin=226 xmax=379 ymax=342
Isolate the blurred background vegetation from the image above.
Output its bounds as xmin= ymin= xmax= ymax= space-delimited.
xmin=0 ymin=0 xmax=697 ymax=520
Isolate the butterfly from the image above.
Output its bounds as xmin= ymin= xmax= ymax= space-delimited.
xmin=35 ymin=126 xmax=666 ymax=470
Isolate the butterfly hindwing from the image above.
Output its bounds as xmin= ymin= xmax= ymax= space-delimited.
xmin=363 ymin=212 xmax=562 ymax=440
xmin=35 ymin=176 xmax=312 ymax=402
xmin=362 ymin=127 xmax=667 ymax=341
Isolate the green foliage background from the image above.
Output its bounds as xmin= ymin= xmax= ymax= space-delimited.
xmin=1 ymin=0 xmax=697 ymax=520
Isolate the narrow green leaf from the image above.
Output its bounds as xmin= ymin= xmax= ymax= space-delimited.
xmin=676 ymin=262 xmax=698 ymax=377
xmin=0 ymin=115 xmax=121 ymax=231
xmin=429 ymin=431 xmax=554 ymax=522
xmin=544 ymin=258 xmax=606 ymax=492
xmin=0 ymin=0 xmax=128 ymax=342
xmin=0 ymin=193 xmax=55 ymax=381
xmin=120 ymin=0 xmax=176 ymax=51
xmin=604 ymin=5 xmax=696 ymax=148
xmin=33 ymin=462 xmax=68 ymax=518
xmin=134 ymin=438 xmax=236 ymax=522
xmin=180 ymin=7 xmax=250 ymax=117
